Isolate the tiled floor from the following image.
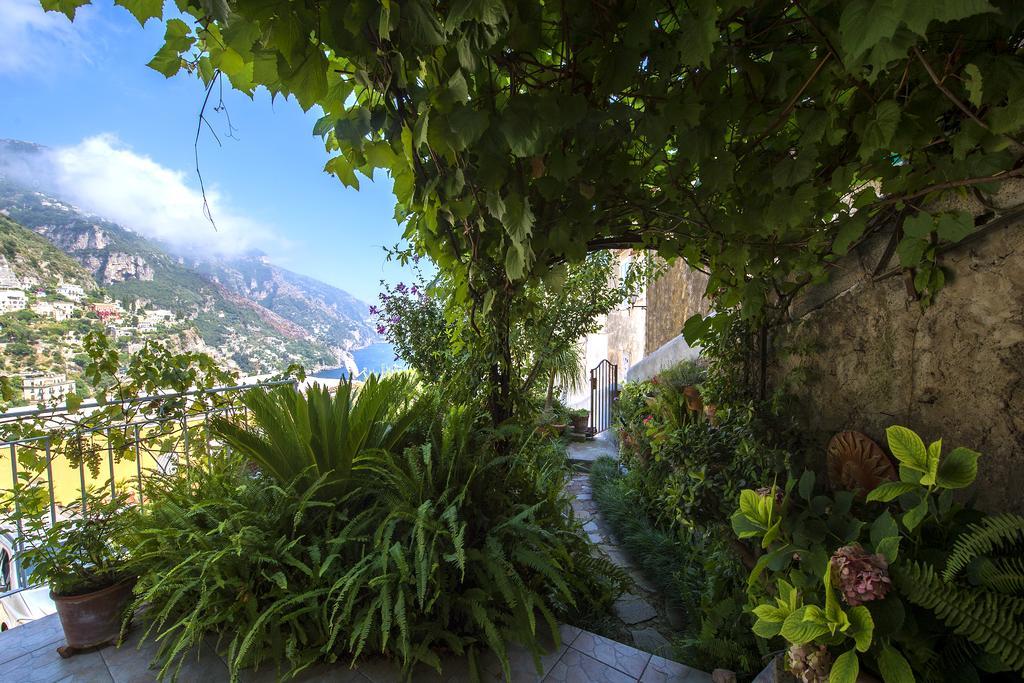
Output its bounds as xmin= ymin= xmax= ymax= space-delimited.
xmin=566 ymin=431 xmax=620 ymax=464
xmin=0 ymin=615 xmax=711 ymax=682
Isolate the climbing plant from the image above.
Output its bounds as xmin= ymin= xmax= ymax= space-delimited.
xmin=41 ymin=0 xmax=1024 ymax=398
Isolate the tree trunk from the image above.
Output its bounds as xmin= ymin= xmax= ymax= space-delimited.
xmin=486 ymin=291 xmax=515 ymax=427
xmin=544 ymin=368 xmax=556 ymax=411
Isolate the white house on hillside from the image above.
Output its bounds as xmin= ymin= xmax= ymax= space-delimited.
xmin=30 ymin=301 xmax=76 ymax=322
xmin=20 ymin=373 xmax=76 ymax=403
xmin=57 ymin=283 xmax=85 ymax=302
xmin=0 ymin=289 xmax=27 ymax=314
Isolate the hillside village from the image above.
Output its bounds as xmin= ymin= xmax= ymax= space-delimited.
xmin=0 ymin=204 xmax=367 ymax=407
xmin=0 ymin=218 xmax=219 ymax=405
xmin=0 ymin=143 xmax=380 ymax=387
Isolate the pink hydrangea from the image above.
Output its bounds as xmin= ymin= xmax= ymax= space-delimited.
xmin=830 ymin=544 xmax=892 ymax=606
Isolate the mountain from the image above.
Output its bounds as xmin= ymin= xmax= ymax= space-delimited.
xmin=0 ymin=213 xmax=97 ymax=293
xmin=0 ymin=139 xmax=378 ymax=375
xmin=192 ymin=255 xmax=377 ymax=352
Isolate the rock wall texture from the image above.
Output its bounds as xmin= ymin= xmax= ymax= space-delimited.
xmin=645 ymin=259 xmax=711 ymax=352
xmin=770 ymin=209 xmax=1024 ymax=513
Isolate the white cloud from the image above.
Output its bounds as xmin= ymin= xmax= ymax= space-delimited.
xmin=43 ymin=134 xmax=284 ymax=257
xmin=0 ymin=0 xmax=92 ymax=75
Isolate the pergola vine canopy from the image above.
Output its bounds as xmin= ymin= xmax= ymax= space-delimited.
xmin=44 ymin=0 xmax=1024 ymax=323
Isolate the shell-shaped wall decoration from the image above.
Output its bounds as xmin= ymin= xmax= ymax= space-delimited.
xmin=826 ymin=431 xmax=898 ymax=497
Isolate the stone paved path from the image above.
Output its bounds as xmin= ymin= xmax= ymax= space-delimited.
xmin=566 ymin=430 xmax=620 ymax=464
xmin=565 ymin=440 xmax=682 ymax=662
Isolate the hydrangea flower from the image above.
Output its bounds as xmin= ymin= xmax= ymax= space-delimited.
xmin=787 ymin=644 xmax=831 ymax=683
xmin=830 ymin=544 xmax=892 ymax=606
xmin=756 ymin=486 xmax=785 ymax=505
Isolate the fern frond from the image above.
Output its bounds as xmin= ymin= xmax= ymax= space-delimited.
xmin=972 ymin=556 xmax=1024 ymax=595
xmin=944 ymin=513 xmax=1024 ymax=581
xmin=896 ymin=560 xmax=1024 ymax=674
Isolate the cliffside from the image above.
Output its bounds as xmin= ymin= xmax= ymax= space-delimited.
xmin=0 ymin=169 xmax=368 ymax=375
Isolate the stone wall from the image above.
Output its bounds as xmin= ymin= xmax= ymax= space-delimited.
xmin=645 ymin=259 xmax=711 ymax=352
xmin=770 ymin=194 xmax=1024 ymax=513
xmin=566 ymin=251 xmax=647 ymax=407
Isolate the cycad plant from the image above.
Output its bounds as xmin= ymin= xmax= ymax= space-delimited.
xmin=543 ymin=343 xmax=586 ymax=411
xmin=324 ymin=406 xmax=625 ymax=680
xmin=212 ymin=373 xmax=424 ymax=496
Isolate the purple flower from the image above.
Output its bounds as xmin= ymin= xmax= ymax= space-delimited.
xmin=410 ymin=285 xmax=419 ymax=296
xmin=412 ymin=254 xmax=421 ymax=264
xmin=376 ymin=325 xmax=387 ymax=335
xmin=389 ymin=315 xmax=401 ymax=324
xmin=378 ymin=292 xmax=386 ymax=301
xmin=395 ymin=282 xmax=408 ymax=295
xmin=368 ymin=305 xmax=379 ymax=315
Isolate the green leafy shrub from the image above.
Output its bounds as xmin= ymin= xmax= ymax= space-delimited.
xmin=733 ymin=425 xmax=1024 ymax=682
xmin=614 ymin=364 xmax=789 ymax=530
xmin=604 ymin=363 xmax=790 ymax=676
xmin=212 ymin=374 xmax=424 ymax=496
xmin=129 ymin=401 xmax=624 ymax=681
xmin=128 ymin=456 xmax=362 ymax=680
xmin=589 ymin=457 xmax=763 ymax=674
xmin=1 ymin=482 xmax=135 ymax=596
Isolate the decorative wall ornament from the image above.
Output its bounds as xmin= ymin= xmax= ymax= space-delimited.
xmin=826 ymin=431 xmax=897 ymax=497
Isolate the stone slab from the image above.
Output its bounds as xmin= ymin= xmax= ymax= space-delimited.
xmin=0 ymin=611 xmax=64 ymax=666
xmin=639 ymin=655 xmax=713 ymax=682
xmin=613 ymin=595 xmax=658 ymax=625
xmin=570 ymin=631 xmax=652 ymax=678
xmin=629 ymin=628 xmax=672 ymax=657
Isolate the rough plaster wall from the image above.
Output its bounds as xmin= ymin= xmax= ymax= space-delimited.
xmin=645 ymin=259 xmax=711 ymax=352
xmin=772 ymin=219 xmax=1024 ymax=513
xmin=605 ymin=305 xmax=647 ymax=377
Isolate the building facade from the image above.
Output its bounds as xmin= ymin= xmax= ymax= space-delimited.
xmin=20 ymin=373 xmax=76 ymax=403
xmin=57 ymin=283 xmax=85 ymax=302
xmin=565 ymin=253 xmax=710 ymax=407
xmin=0 ymin=289 xmax=27 ymax=314
xmin=30 ymin=301 xmax=76 ymax=322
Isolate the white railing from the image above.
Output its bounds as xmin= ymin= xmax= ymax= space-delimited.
xmin=0 ymin=379 xmax=295 ymax=596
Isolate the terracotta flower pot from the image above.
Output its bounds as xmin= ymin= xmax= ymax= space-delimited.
xmin=51 ymin=578 xmax=135 ymax=657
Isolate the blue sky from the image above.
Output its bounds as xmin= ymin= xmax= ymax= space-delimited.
xmin=0 ymin=0 xmax=412 ymax=304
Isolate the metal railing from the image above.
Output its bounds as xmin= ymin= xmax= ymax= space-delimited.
xmin=0 ymin=379 xmax=295 ymax=597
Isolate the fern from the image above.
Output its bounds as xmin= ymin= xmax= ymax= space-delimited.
xmin=895 ymin=560 xmax=1024 ymax=674
xmin=973 ymin=557 xmax=1024 ymax=595
xmin=944 ymin=513 xmax=1024 ymax=582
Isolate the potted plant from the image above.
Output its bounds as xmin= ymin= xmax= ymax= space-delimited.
xmin=1 ymin=480 xmax=136 ymax=657
xmin=568 ymin=408 xmax=590 ymax=434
